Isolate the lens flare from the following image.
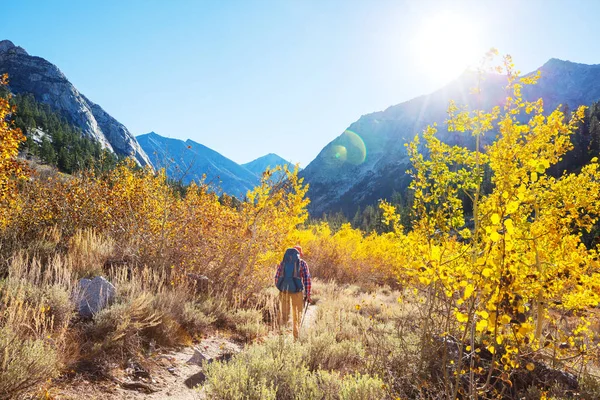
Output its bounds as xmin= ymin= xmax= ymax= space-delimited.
xmin=331 ymin=145 xmax=347 ymax=161
xmin=342 ymin=130 xmax=367 ymax=165
xmin=329 ymin=130 xmax=367 ymax=165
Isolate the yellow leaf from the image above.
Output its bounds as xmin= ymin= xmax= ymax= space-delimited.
xmin=491 ymin=213 xmax=501 ymax=225
xmin=464 ymin=284 xmax=475 ymax=299
xmin=530 ymin=171 xmax=538 ymax=182
xmin=526 ymin=363 xmax=535 ymax=371
xmin=536 ymin=162 xmax=545 ymax=174
xmin=477 ymin=310 xmax=489 ymax=320
xmin=504 ymin=218 xmax=514 ymax=235
xmin=476 ymin=319 xmax=488 ymax=332
xmin=482 ymin=268 xmax=493 ymax=278
xmin=456 ymin=311 xmax=469 ymax=323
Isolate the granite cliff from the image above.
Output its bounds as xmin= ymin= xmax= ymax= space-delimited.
xmin=0 ymin=40 xmax=151 ymax=167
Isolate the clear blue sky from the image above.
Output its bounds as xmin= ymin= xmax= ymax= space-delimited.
xmin=3 ymin=0 xmax=599 ymax=166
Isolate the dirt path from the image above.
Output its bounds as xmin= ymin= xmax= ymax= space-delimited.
xmin=54 ymin=304 xmax=319 ymax=399
xmin=54 ymin=336 xmax=242 ymax=400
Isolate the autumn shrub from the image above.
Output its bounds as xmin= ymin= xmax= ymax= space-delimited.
xmin=180 ymin=301 xmax=217 ymax=333
xmin=192 ymin=294 xmax=233 ymax=328
xmin=373 ymin=52 xmax=600 ymax=397
xmin=290 ymin=222 xmax=403 ymax=287
xmin=0 ymin=325 xmax=60 ymax=399
xmin=146 ymin=291 xmax=216 ymax=346
xmin=338 ymin=372 xmax=389 ymax=400
xmin=0 ymin=73 xmax=27 ymax=233
xmin=304 ymin=331 xmax=365 ymax=372
xmin=84 ymin=265 xmax=222 ymax=355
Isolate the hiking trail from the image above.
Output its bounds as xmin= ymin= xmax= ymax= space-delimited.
xmin=55 ymin=303 xmax=319 ymax=399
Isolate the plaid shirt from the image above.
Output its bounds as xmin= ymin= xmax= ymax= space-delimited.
xmin=274 ymin=259 xmax=311 ymax=298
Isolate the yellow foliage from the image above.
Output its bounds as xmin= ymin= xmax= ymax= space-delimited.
xmin=0 ymin=74 xmax=27 ymax=229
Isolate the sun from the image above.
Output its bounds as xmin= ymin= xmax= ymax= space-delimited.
xmin=411 ymin=12 xmax=482 ymax=83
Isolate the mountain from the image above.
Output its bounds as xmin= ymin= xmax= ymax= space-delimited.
xmin=0 ymin=40 xmax=151 ymax=167
xmin=301 ymin=59 xmax=600 ymax=217
xmin=243 ymin=153 xmax=296 ymax=180
xmin=137 ymin=132 xmax=259 ymax=198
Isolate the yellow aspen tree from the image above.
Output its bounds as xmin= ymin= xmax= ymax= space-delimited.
xmin=405 ymin=52 xmax=600 ymax=397
xmin=0 ymin=74 xmax=27 ymax=228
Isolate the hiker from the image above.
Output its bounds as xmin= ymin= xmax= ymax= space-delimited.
xmin=274 ymin=246 xmax=312 ymax=339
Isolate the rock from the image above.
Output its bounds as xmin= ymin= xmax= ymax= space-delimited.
xmin=0 ymin=40 xmax=27 ymax=55
xmin=187 ymin=349 xmax=209 ymax=366
xmin=184 ymin=371 xmax=206 ymax=388
xmin=76 ymin=276 xmax=116 ymax=318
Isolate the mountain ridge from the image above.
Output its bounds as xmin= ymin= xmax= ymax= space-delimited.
xmin=137 ymin=131 xmax=261 ymax=198
xmin=301 ymin=58 xmax=600 ymax=216
xmin=243 ymin=153 xmax=297 ymax=180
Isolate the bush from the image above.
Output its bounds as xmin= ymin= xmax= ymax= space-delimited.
xmin=0 ymin=326 xmax=61 ymax=399
xmin=203 ymin=336 xmax=387 ymax=400
xmin=305 ymin=331 xmax=365 ymax=372
xmin=339 ymin=372 xmax=387 ymax=400
xmin=0 ymin=280 xmax=68 ymax=399
xmin=204 ymin=336 xmax=317 ymax=399
xmin=193 ymin=295 xmax=232 ymax=328
xmin=87 ymin=293 xmax=161 ymax=359
xmin=181 ymin=301 xmax=217 ymax=333
xmin=231 ymin=308 xmax=267 ymax=342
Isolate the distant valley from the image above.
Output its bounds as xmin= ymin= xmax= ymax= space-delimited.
xmin=137 ymin=132 xmax=295 ymax=198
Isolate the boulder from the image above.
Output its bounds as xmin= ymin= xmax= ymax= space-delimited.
xmin=76 ymin=276 xmax=116 ymax=318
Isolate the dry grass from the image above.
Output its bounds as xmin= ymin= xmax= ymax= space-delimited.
xmin=0 ymin=229 xmax=253 ymax=397
xmin=68 ymin=228 xmax=114 ymax=278
xmin=0 ymin=254 xmax=72 ymax=399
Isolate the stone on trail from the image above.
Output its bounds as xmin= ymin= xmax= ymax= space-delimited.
xmin=76 ymin=276 xmax=116 ymax=318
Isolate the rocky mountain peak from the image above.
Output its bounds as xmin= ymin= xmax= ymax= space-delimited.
xmin=542 ymin=58 xmax=572 ymax=67
xmin=538 ymin=58 xmax=595 ymax=75
xmin=0 ymin=39 xmax=151 ymax=167
xmin=0 ymin=40 xmax=28 ymax=55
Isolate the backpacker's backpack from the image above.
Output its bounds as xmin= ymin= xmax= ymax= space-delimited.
xmin=276 ymin=248 xmax=304 ymax=293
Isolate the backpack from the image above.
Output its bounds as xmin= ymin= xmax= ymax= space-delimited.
xmin=276 ymin=248 xmax=304 ymax=293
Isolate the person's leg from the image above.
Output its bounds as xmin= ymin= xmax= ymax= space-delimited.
xmin=291 ymin=292 xmax=304 ymax=339
xmin=280 ymin=291 xmax=291 ymax=329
